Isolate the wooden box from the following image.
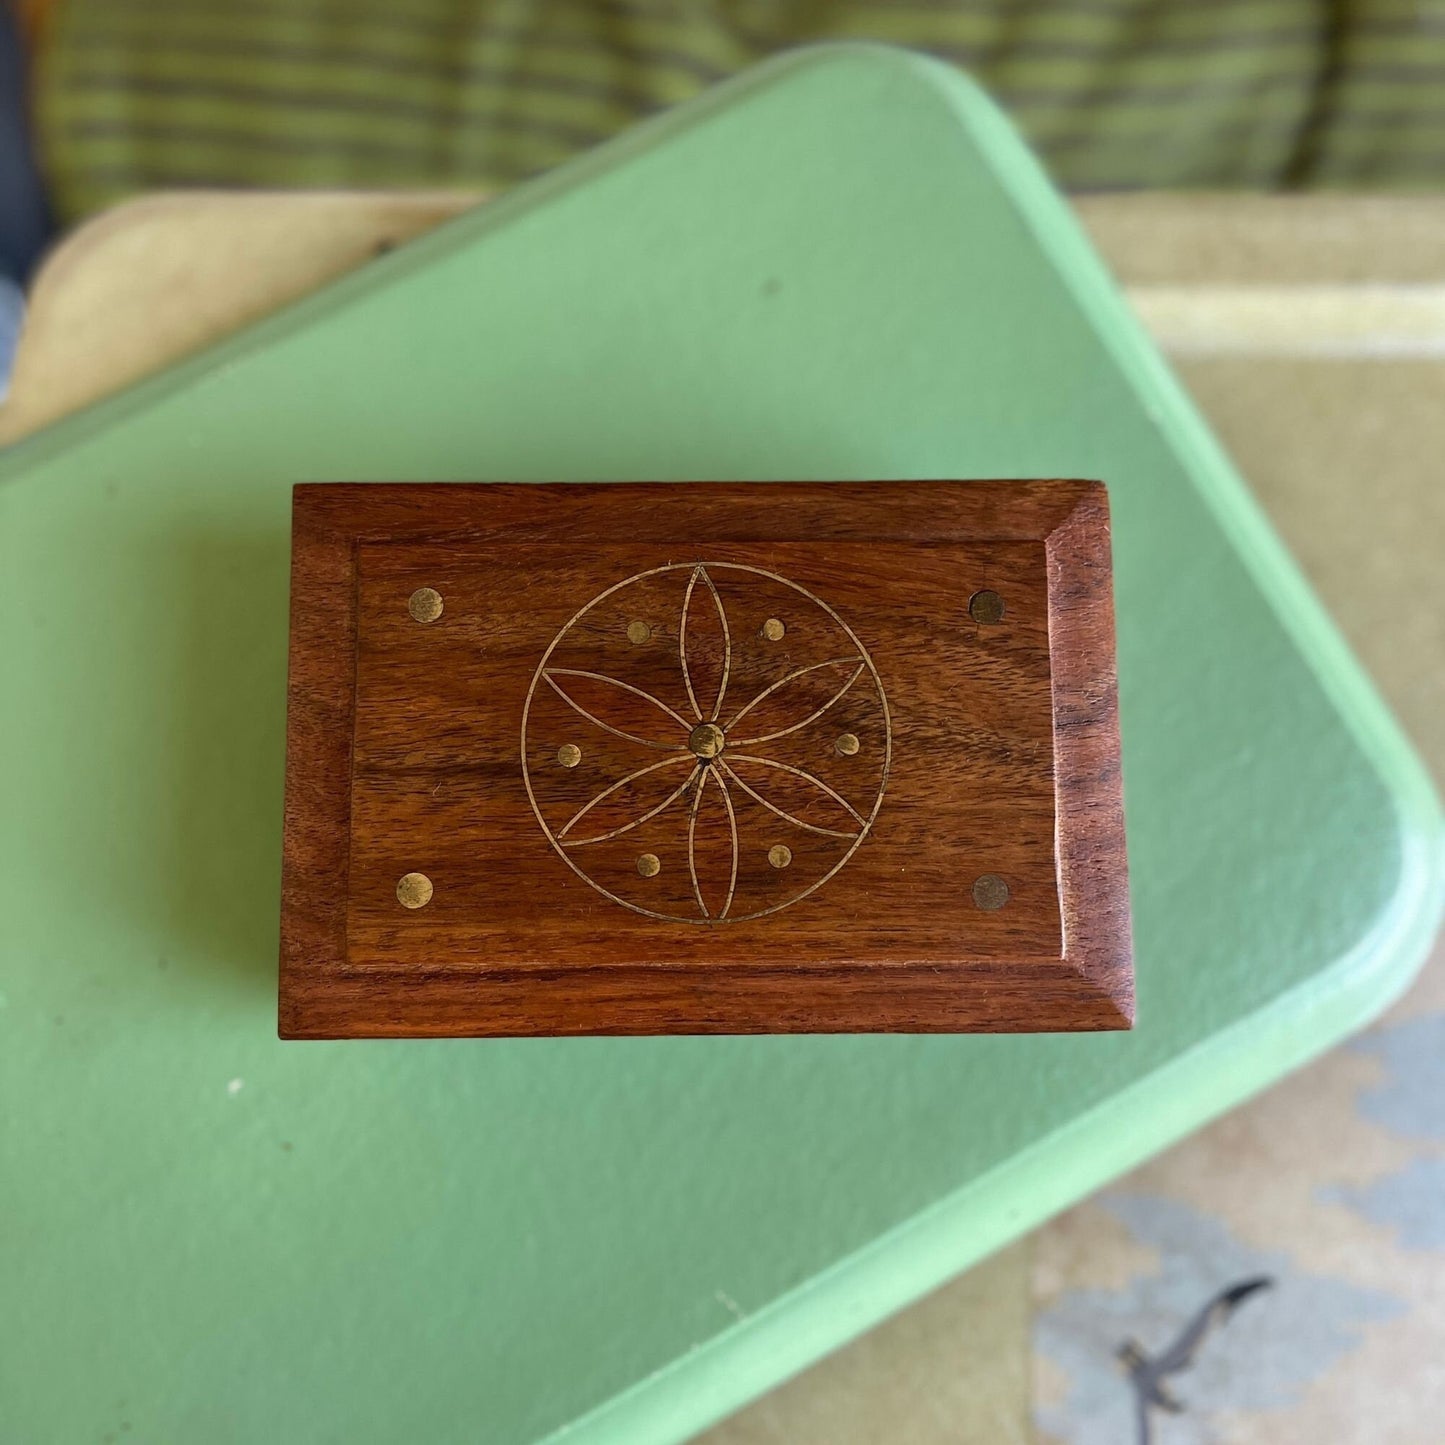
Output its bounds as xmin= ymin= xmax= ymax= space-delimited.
xmin=279 ymin=481 xmax=1131 ymax=1036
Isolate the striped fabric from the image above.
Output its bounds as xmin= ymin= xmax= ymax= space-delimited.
xmin=35 ymin=0 xmax=1445 ymax=222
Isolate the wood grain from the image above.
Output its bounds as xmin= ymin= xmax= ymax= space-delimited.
xmin=279 ymin=481 xmax=1132 ymax=1036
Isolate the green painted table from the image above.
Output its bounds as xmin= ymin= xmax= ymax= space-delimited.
xmin=2 ymin=45 xmax=1440 ymax=1445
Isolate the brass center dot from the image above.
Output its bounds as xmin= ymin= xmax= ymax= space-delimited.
xmin=688 ymin=722 xmax=725 ymax=759
xmin=768 ymin=845 xmax=793 ymax=870
xmin=636 ymin=853 xmax=661 ymax=878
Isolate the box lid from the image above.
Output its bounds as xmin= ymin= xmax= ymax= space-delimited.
xmin=280 ymin=479 xmax=1132 ymax=1036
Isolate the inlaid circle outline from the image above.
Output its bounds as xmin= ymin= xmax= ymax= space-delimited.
xmin=520 ymin=562 xmax=892 ymax=925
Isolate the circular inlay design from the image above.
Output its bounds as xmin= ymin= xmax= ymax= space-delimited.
xmin=557 ymin=744 xmax=582 ymax=768
xmin=521 ymin=562 xmax=890 ymax=924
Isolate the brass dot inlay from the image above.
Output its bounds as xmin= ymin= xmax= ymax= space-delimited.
xmin=557 ymin=744 xmax=582 ymax=768
xmin=972 ymin=874 xmax=1010 ymax=911
xmin=761 ymin=617 xmax=786 ymax=641
xmin=396 ymin=872 xmax=434 ymax=909
xmin=637 ymin=853 xmax=661 ymax=878
xmin=626 ymin=620 xmax=652 ymax=644
xmin=688 ymin=722 xmax=726 ymax=759
xmin=408 ymin=587 xmax=443 ymax=624
xmin=768 ymin=845 xmax=793 ymax=870
xmin=836 ymin=732 xmax=860 ymax=757
xmin=969 ymin=589 xmax=1005 ymax=625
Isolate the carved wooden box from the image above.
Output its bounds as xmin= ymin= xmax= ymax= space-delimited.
xmin=279 ymin=481 xmax=1131 ymax=1036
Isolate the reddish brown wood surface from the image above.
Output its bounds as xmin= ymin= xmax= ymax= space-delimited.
xmin=279 ymin=481 xmax=1132 ymax=1036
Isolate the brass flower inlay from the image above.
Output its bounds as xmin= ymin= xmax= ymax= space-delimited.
xmin=521 ymin=562 xmax=890 ymax=924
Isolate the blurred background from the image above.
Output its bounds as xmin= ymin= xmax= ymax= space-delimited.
xmin=5 ymin=0 xmax=1444 ymax=385
xmin=6 ymin=0 xmax=1445 ymax=391
xmin=5 ymin=0 xmax=1445 ymax=272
